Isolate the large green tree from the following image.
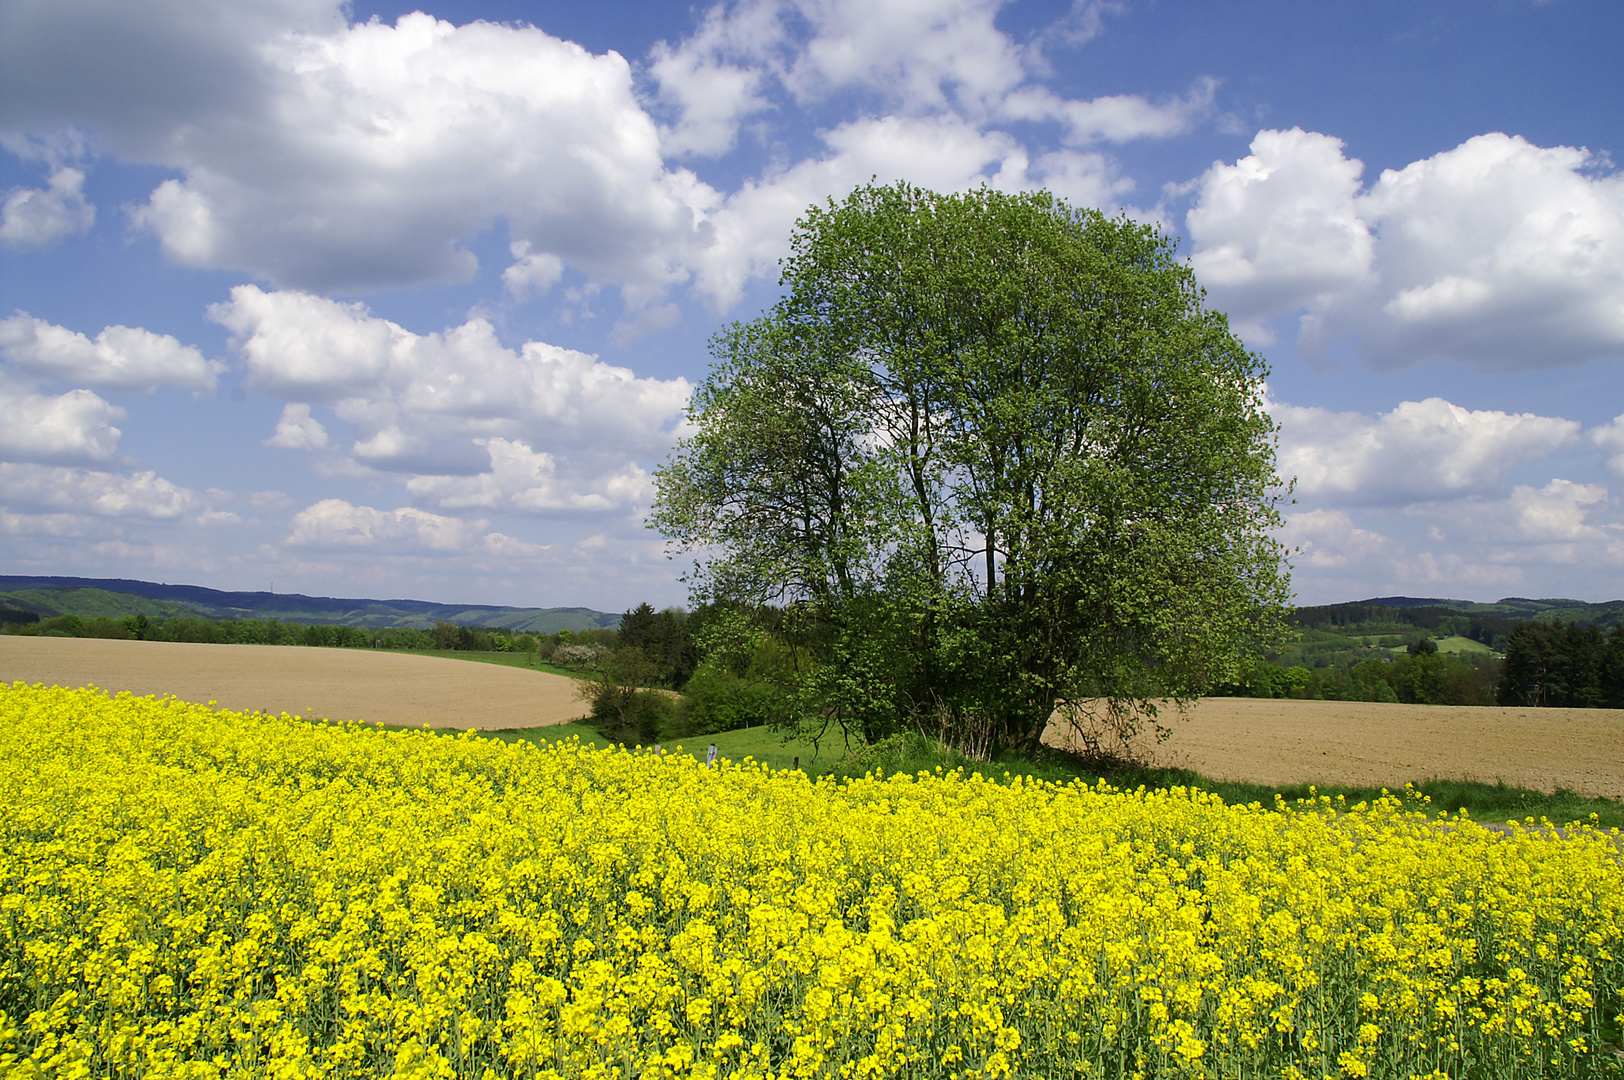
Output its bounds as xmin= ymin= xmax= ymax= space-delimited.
xmin=653 ymin=182 xmax=1291 ymax=756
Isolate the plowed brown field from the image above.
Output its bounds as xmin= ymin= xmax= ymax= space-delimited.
xmin=0 ymin=636 xmax=587 ymax=731
xmin=6 ymin=635 xmax=1623 ymax=796
xmin=1045 ymin=696 xmax=1624 ymax=798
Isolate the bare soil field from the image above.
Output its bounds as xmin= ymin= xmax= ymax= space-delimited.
xmin=6 ymin=636 xmax=1623 ymax=796
xmin=0 ymin=636 xmax=587 ymax=730
xmin=1046 ymin=697 xmax=1624 ymax=799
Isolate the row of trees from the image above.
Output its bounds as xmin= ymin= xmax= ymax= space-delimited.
xmin=1222 ymin=621 xmax=1624 ymax=710
xmin=1 ymin=612 xmax=543 ymax=653
xmin=1497 ymin=621 xmax=1624 ymax=708
xmin=577 ymin=603 xmax=787 ymax=744
xmin=1214 ymin=641 xmax=1500 ymax=706
xmin=580 ymin=610 xmax=1624 ymax=746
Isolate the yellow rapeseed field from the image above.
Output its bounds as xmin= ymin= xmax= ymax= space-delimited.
xmin=2 ymin=683 xmax=1623 ymax=1079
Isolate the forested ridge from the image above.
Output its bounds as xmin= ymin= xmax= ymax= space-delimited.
xmin=0 ymin=577 xmax=617 ymax=633
xmin=1220 ymin=597 xmax=1624 ymax=708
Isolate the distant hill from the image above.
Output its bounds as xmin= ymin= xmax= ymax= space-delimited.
xmin=1268 ymin=594 xmax=1624 ymax=671
xmin=1281 ymin=594 xmax=1624 ymax=664
xmin=0 ymin=576 xmax=619 ymax=633
xmin=1356 ymin=595 xmax=1624 ymax=626
xmin=0 ymin=587 xmax=196 ymax=623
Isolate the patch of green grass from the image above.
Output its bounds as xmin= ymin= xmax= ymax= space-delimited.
xmin=388 ymin=649 xmax=587 ymax=679
xmin=741 ymin=730 xmax=1624 ymax=828
xmin=1433 ymin=634 xmax=1496 ymax=655
xmin=479 ymin=721 xmax=609 ymax=748
xmin=681 ymin=726 xmax=847 ymax=770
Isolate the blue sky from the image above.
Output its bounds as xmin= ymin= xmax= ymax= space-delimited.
xmin=1 ymin=0 xmax=1621 ymax=611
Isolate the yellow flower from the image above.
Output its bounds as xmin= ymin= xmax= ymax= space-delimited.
xmin=3 ymin=681 xmax=1623 ymax=1078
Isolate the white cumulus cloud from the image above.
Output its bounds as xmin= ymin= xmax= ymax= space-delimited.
xmin=0 ymin=167 xmax=94 ymax=249
xmin=647 ymin=2 xmax=779 ymax=158
xmin=1277 ymin=508 xmax=1394 ymax=570
xmin=286 ymin=498 xmax=542 ymax=556
xmin=0 ymin=510 xmax=92 ymax=538
xmin=1411 ymin=479 xmax=1612 ymax=547
xmin=1273 ymin=396 xmax=1580 ymax=504
xmin=131 ymin=13 xmax=711 ymax=296
xmin=652 ymin=0 xmax=1030 ymax=125
xmin=3 ymin=2 xmax=716 ymax=299
xmin=0 ymin=312 xmax=221 ymax=392
xmin=1504 ymin=480 xmax=1610 ymax=544
xmin=406 ymin=437 xmax=654 ymax=513
xmin=649 ymin=0 xmax=1206 ymax=165
xmin=1187 ymin=130 xmax=1624 ymax=369
xmin=689 ymin=114 xmax=1131 ymax=308
xmin=211 ymin=286 xmax=690 ymax=463
xmin=211 ymin=287 xmax=687 ymax=508
xmin=1592 ymin=414 xmax=1624 ymax=478
xmin=1277 ymin=506 xmax=1527 ymax=599
xmin=1001 ymin=77 xmax=1217 ymax=145
xmin=1358 ymin=134 xmax=1624 ymax=368
xmin=264 ymin=403 xmax=329 ymax=450
xmin=0 ymin=463 xmax=196 ymax=518
xmin=0 ymin=378 xmax=123 ymax=464
xmin=1185 ymin=128 xmax=1374 ymax=339
xmin=4 ymin=0 xmax=1206 ymax=318
xmin=502 ymin=242 xmax=566 ymax=301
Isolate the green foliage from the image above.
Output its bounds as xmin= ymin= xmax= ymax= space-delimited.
xmin=422 ymin=620 xmax=539 ymax=652
xmin=6 ymin=614 xmax=135 ymax=639
xmin=376 ymin=627 xmax=435 ymax=649
xmin=1212 ymin=649 xmax=1499 ymax=706
xmin=0 ymin=586 xmax=194 ymax=623
xmin=0 ymin=609 xmax=541 ymax=656
xmin=1498 ymin=620 xmax=1624 ymax=708
xmin=654 ymin=182 xmax=1290 ymax=757
xmin=616 ymin=602 xmax=699 ymax=688
xmin=1289 ymin=596 xmax=1624 ymax=655
xmin=670 ymin=606 xmax=793 ymax=736
xmin=683 ymin=659 xmax=783 ymax=736
xmin=579 ymin=647 xmax=677 ymax=746
xmin=1213 ymin=660 xmax=1313 ymax=700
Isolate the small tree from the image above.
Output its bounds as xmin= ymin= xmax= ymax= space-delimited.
xmin=617 ymin=602 xmax=700 ymax=689
xmin=554 ymin=643 xmax=609 ymax=670
xmin=580 ymin=647 xmax=671 ymax=745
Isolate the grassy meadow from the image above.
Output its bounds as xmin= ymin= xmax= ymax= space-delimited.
xmin=386 ymin=648 xmax=589 ymax=680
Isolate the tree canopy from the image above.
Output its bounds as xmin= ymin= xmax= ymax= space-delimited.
xmin=653 ymin=182 xmax=1291 ymax=756
xmin=1497 ymin=620 xmax=1624 ymax=708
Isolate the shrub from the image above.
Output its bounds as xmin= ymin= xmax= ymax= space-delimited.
xmin=554 ymin=643 xmax=609 ymax=669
